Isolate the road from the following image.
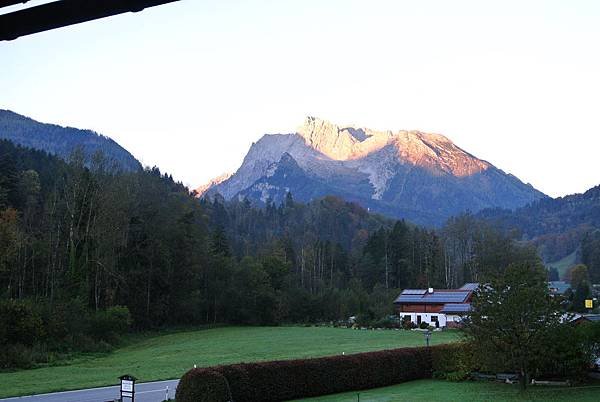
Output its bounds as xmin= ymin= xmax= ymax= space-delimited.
xmin=0 ymin=379 xmax=179 ymax=402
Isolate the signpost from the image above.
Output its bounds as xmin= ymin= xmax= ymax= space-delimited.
xmin=424 ymin=329 xmax=432 ymax=347
xmin=119 ymin=374 xmax=137 ymax=401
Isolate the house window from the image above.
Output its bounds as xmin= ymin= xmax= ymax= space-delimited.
xmin=431 ymin=316 xmax=438 ymax=322
xmin=403 ymin=315 xmax=411 ymax=322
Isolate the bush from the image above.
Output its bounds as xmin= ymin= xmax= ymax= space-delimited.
xmin=401 ymin=318 xmax=417 ymax=330
xmin=534 ymin=324 xmax=591 ymax=380
xmin=0 ymin=343 xmax=36 ymax=369
xmin=419 ymin=321 xmax=429 ymax=329
xmin=177 ymin=347 xmax=433 ymax=401
xmin=175 ymin=368 xmax=231 ymax=402
xmin=430 ymin=342 xmax=475 ymax=380
xmin=372 ymin=317 xmax=400 ymax=329
xmin=0 ymin=300 xmax=44 ymax=346
xmin=41 ymin=298 xmax=90 ymax=344
xmin=89 ymin=306 xmax=131 ymax=343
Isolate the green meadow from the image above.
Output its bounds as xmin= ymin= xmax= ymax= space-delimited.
xmin=0 ymin=326 xmax=459 ymax=398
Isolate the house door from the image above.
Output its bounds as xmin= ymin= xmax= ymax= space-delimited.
xmin=417 ymin=315 xmax=422 ymax=325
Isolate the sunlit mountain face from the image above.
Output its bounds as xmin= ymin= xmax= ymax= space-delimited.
xmin=199 ymin=117 xmax=546 ymax=226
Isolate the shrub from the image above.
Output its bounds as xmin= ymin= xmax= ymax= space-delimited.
xmin=41 ymin=298 xmax=90 ymax=344
xmin=0 ymin=300 xmax=44 ymax=346
xmin=419 ymin=321 xmax=429 ymax=329
xmin=402 ymin=319 xmax=417 ymax=330
xmin=177 ymin=347 xmax=433 ymax=401
xmin=89 ymin=306 xmax=131 ymax=343
xmin=372 ymin=317 xmax=400 ymax=329
xmin=175 ymin=368 xmax=231 ymax=402
xmin=533 ymin=323 xmax=590 ymax=380
xmin=430 ymin=342 xmax=475 ymax=380
xmin=0 ymin=343 xmax=35 ymax=369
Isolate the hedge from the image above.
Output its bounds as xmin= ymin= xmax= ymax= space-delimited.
xmin=176 ymin=346 xmax=433 ymax=401
xmin=176 ymin=369 xmax=231 ymax=402
xmin=430 ymin=342 xmax=475 ymax=381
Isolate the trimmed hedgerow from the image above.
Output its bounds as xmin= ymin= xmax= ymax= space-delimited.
xmin=177 ymin=346 xmax=433 ymax=401
xmin=430 ymin=342 xmax=475 ymax=380
xmin=175 ymin=368 xmax=231 ymax=402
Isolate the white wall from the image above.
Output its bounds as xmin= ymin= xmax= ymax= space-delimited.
xmin=400 ymin=312 xmax=448 ymax=328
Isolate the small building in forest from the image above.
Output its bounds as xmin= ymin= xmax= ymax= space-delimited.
xmin=548 ymin=281 xmax=571 ymax=296
xmin=393 ymin=283 xmax=478 ymax=328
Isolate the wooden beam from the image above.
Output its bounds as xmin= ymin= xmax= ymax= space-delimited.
xmin=0 ymin=0 xmax=31 ymax=9
xmin=0 ymin=0 xmax=180 ymax=41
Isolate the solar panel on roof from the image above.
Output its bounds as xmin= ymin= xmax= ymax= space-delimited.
xmin=396 ymin=295 xmax=426 ymax=303
xmin=459 ymin=283 xmax=479 ymax=291
xmin=423 ymin=292 xmax=469 ymax=303
xmin=402 ymin=289 xmax=427 ymax=295
xmin=396 ymin=290 xmax=471 ymax=304
xmin=441 ymin=303 xmax=471 ymax=313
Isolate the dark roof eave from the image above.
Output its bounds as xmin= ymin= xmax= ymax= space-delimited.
xmin=0 ymin=0 xmax=181 ymax=41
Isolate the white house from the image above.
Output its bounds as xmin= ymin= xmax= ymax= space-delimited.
xmin=393 ymin=283 xmax=477 ymax=328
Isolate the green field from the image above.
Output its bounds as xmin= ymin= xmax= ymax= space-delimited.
xmin=0 ymin=326 xmax=460 ymax=398
xmin=298 ymin=379 xmax=600 ymax=401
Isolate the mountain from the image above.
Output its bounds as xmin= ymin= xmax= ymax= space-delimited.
xmin=478 ymin=185 xmax=600 ymax=264
xmin=195 ymin=172 xmax=232 ymax=196
xmin=0 ymin=109 xmax=141 ymax=171
xmin=199 ymin=117 xmax=546 ymax=226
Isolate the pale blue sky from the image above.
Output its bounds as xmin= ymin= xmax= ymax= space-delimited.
xmin=1 ymin=0 xmax=600 ymax=197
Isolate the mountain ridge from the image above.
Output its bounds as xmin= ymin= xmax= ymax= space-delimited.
xmin=199 ymin=117 xmax=546 ymax=226
xmin=478 ymin=183 xmax=600 ymax=264
xmin=0 ymin=109 xmax=141 ymax=171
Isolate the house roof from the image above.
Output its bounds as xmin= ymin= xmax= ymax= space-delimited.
xmin=581 ymin=314 xmax=600 ymax=322
xmin=459 ymin=283 xmax=479 ymax=291
xmin=0 ymin=0 xmax=180 ymax=41
xmin=440 ymin=303 xmax=472 ymax=313
xmin=394 ymin=290 xmax=471 ymax=304
xmin=562 ymin=313 xmax=600 ymax=324
xmin=548 ymin=281 xmax=571 ymax=295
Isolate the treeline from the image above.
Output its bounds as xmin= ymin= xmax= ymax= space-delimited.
xmin=582 ymin=230 xmax=600 ymax=284
xmin=478 ymin=185 xmax=600 ymax=263
xmin=0 ymin=139 xmax=539 ymax=368
xmin=0 ymin=110 xmax=141 ymax=172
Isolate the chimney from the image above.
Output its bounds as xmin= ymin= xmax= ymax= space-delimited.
xmin=428 ymin=287 xmax=434 ymax=294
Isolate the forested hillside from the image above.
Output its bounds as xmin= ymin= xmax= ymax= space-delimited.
xmin=478 ymin=186 xmax=600 ymax=277
xmin=0 ymin=139 xmax=538 ymax=368
xmin=0 ymin=110 xmax=141 ymax=171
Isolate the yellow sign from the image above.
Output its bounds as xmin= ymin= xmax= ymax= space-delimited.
xmin=585 ymin=299 xmax=593 ymax=309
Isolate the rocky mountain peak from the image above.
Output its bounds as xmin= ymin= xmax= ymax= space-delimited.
xmin=199 ymin=117 xmax=545 ymax=225
xmin=196 ymin=172 xmax=232 ymax=197
xmin=295 ymin=117 xmax=489 ymax=176
xmin=297 ymin=116 xmax=360 ymax=160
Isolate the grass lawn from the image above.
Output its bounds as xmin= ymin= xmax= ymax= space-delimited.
xmin=0 ymin=326 xmax=460 ymax=398
xmin=298 ymin=379 xmax=600 ymax=401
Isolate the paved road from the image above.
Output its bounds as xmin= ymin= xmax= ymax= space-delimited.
xmin=0 ymin=379 xmax=179 ymax=402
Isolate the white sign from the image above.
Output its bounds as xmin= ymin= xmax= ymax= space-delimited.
xmin=121 ymin=380 xmax=133 ymax=392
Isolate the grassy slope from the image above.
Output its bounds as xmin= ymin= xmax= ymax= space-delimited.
xmin=547 ymin=249 xmax=578 ymax=279
xmin=0 ymin=326 xmax=460 ymax=398
xmin=298 ymin=379 xmax=600 ymax=402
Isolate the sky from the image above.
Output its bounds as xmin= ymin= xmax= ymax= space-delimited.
xmin=1 ymin=0 xmax=600 ymax=198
